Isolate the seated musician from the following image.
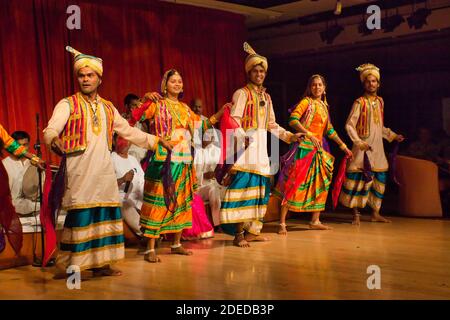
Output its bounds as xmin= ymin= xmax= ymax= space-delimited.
xmin=2 ymin=131 xmax=41 ymax=216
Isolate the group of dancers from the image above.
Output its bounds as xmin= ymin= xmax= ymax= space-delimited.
xmin=0 ymin=41 xmax=403 ymax=278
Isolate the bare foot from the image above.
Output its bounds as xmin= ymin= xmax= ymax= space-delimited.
xmin=171 ymin=246 xmax=193 ymax=255
xmin=371 ymin=215 xmax=391 ymax=223
xmin=144 ymin=251 xmax=161 ymax=263
xmin=233 ymin=233 xmax=250 ymax=248
xmin=352 ymin=214 xmax=361 ymax=226
xmin=309 ymin=222 xmax=333 ymax=230
xmin=277 ymin=223 xmax=287 ymax=235
xmin=245 ymin=233 xmax=271 ymax=242
xmin=92 ymin=267 xmax=122 ymax=277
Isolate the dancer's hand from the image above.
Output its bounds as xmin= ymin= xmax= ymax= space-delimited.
xmin=357 ymin=141 xmax=370 ymax=151
xmin=395 ymin=134 xmax=405 ymax=142
xmin=158 ymin=138 xmax=173 ymax=151
xmin=291 ymin=132 xmax=305 ymax=143
xmin=30 ymin=156 xmax=46 ymax=170
xmin=51 ymin=137 xmax=65 ymax=155
xmin=143 ymin=91 xmax=163 ymax=103
xmin=344 ymin=147 xmax=353 ymax=160
xmin=309 ymin=136 xmax=322 ymax=149
xmin=215 ymin=103 xmax=231 ymax=120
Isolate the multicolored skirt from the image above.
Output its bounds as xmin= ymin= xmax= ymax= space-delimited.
xmin=273 ymin=146 xmax=334 ymax=212
xmin=339 ymin=171 xmax=387 ymax=211
xmin=220 ymin=171 xmax=270 ymax=224
xmin=57 ymin=206 xmax=124 ymax=271
xmin=140 ymin=160 xmax=195 ymax=238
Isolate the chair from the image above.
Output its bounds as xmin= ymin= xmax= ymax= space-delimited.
xmin=396 ymin=155 xmax=443 ymax=217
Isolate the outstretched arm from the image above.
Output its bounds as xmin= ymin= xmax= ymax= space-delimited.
xmin=113 ymin=106 xmax=171 ymax=151
xmin=267 ymin=99 xmax=296 ymax=143
xmin=326 ymin=122 xmax=352 ymax=158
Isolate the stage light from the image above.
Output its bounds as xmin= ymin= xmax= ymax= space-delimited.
xmin=334 ymin=0 xmax=342 ymax=15
xmin=407 ymin=8 xmax=431 ymax=29
xmin=382 ymin=14 xmax=405 ymax=33
xmin=320 ymin=25 xmax=344 ymax=44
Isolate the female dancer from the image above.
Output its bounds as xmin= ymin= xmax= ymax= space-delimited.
xmin=274 ymin=75 xmax=352 ymax=233
xmin=136 ymin=69 xmax=224 ymax=262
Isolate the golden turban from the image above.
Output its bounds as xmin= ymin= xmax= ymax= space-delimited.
xmin=243 ymin=42 xmax=268 ymax=74
xmin=66 ymin=46 xmax=103 ymax=77
xmin=356 ymin=63 xmax=380 ymax=83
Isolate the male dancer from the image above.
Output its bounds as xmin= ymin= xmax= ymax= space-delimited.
xmin=339 ymin=63 xmax=404 ymax=225
xmin=44 ymin=46 xmax=171 ymax=277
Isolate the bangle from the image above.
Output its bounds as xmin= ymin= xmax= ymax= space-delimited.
xmin=306 ymin=131 xmax=313 ymax=138
xmin=30 ymin=155 xmax=41 ymax=165
xmin=209 ymin=115 xmax=218 ymax=125
xmin=339 ymin=143 xmax=347 ymax=151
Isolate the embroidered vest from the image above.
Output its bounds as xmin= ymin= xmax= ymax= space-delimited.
xmin=60 ymin=93 xmax=115 ymax=154
xmin=355 ymin=96 xmax=384 ymax=139
xmin=241 ymin=86 xmax=270 ymax=131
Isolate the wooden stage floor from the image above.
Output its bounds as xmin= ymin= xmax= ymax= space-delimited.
xmin=1 ymin=213 xmax=449 ymax=300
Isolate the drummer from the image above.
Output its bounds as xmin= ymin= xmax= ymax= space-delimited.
xmin=2 ymin=131 xmax=41 ymax=215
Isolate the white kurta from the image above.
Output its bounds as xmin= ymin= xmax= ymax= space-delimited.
xmin=43 ymin=94 xmax=158 ymax=211
xmin=2 ymin=157 xmax=40 ymax=215
xmin=111 ymin=152 xmax=145 ymax=235
xmin=111 ymin=152 xmax=145 ymax=209
xmin=230 ymin=88 xmax=293 ymax=177
xmin=194 ymin=143 xmax=225 ymax=226
xmin=345 ymin=97 xmax=397 ymax=172
xmin=128 ymin=122 xmax=148 ymax=162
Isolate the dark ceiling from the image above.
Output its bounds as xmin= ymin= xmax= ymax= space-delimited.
xmin=220 ymin=0 xmax=301 ymax=9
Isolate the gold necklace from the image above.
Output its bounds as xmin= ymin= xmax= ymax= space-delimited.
xmin=367 ymin=96 xmax=380 ymax=125
xmin=81 ymin=94 xmax=102 ymax=135
xmin=253 ymin=86 xmax=266 ymax=107
xmin=88 ymin=100 xmax=99 ymax=127
xmin=165 ymin=98 xmax=186 ymax=127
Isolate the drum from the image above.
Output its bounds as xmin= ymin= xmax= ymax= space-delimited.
xmin=21 ymin=165 xmax=58 ymax=201
xmin=22 ymin=165 xmax=40 ymax=201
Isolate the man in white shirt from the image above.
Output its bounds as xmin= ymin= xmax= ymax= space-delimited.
xmin=2 ymin=131 xmax=40 ymax=215
xmin=123 ymin=93 xmax=148 ymax=163
xmin=194 ymin=140 xmax=225 ymax=227
xmin=111 ymin=136 xmax=145 ymax=237
xmin=191 ymin=98 xmax=225 ymax=226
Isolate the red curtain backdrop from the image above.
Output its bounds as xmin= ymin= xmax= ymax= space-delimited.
xmin=0 ymin=0 xmax=246 ymax=162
